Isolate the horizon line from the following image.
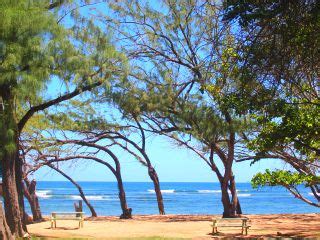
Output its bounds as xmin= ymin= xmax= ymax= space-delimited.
xmin=33 ymin=180 xmax=252 ymax=183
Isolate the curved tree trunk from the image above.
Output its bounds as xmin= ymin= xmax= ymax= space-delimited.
xmin=0 ymin=87 xmax=26 ymax=237
xmin=116 ymin=174 xmax=132 ymax=219
xmin=213 ymin=166 xmax=241 ymax=216
xmin=1 ymin=150 xmax=25 ymax=236
xmin=148 ymin=166 xmax=165 ymax=215
xmin=48 ymin=164 xmax=97 ymax=217
xmin=220 ymin=174 xmax=239 ymax=217
xmin=221 ymin=177 xmax=234 ymax=218
xmin=229 ymin=175 xmax=239 ymax=215
xmin=0 ymin=203 xmax=14 ymax=240
xmin=221 ymin=163 xmax=237 ymax=218
xmin=229 ymin=175 xmax=242 ymax=214
xmin=23 ymin=179 xmax=43 ymax=222
xmin=15 ymin=156 xmax=28 ymax=231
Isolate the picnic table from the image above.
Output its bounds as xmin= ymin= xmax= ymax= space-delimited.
xmin=211 ymin=217 xmax=251 ymax=235
xmin=51 ymin=212 xmax=84 ymax=229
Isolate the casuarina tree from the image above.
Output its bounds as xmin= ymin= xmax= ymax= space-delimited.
xmin=0 ymin=0 xmax=125 ymax=236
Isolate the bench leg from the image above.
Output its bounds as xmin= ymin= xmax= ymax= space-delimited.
xmin=212 ymin=226 xmax=218 ymax=234
xmin=212 ymin=220 xmax=218 ymax=235
xmin=79 ymin=219 xmax=83 ymax=228
xmin=51 ymin=219 xmax=56 ymax=229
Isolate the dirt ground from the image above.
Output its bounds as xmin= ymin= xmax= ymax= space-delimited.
xmin=27 ymin=213 xmax=320 ymax=239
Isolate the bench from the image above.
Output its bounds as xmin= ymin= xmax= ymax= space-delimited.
xmin=51 ymin=212 xmax=84 ymax=229
xmin=211 ymin=217 xmax=251 ymax=235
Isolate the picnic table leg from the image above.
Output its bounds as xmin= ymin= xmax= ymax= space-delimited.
xmin=212 ymin=220 xmax=218 ymax=234
xmin=79 ymin=213 xmax=84 ymax=228
xmin=243 ymin=219 xmax=248 ymax=235
xmin=241 ymin=220 xmax=244 ymax=235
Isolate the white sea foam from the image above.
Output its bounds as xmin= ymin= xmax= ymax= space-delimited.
xmin=198 ymin=190 xmax=221 ymax=193
xmin=237 ymin=193 xmax=251 ymax=197
xmin=148 ymin=189 xmax=175 ymax=194
xmin=308 ymin=192 xmax=314 ymax=196
xmin=70 ymin=195 xmax=109 ymax=201
xmin=197 ymin=189 xmax=249 ymax=194
xmin=36 ymin=190 xmax=52 ymax=199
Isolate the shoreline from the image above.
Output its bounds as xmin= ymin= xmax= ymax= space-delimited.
xmin=28 ymin=213 xmax=320 ymax=239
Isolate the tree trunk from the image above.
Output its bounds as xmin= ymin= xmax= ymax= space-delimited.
xmin=48 ymin=164 xmax=97 ymax=217
xmin=148 ymin=166 xmax=165 ymax=215
xmin=15 ymin=155 xmax=28 ymax=231
xmin=1 ymin=153 xmax=26 ymax=237
xmin=220 ymin=175 xmax=240 ymax=218
xmin=215 ymin=170 xmax=242 ymax=215
xmin=116 ymin=174 xmax=132 ymax=219
xmin=229 ymin=175 xmax=242 ymax=214
xmin=229 ymin=175 xmax=239 ymax=215
xmin=221 ymin=177 xmax=234 ymax=218
xmin=23 ymin=179 xmax=43 ymax=222
xmin=0 ymin=87 xmax=26 ymax=237
xmin=0 ymin=203 xmax=14 ymax=240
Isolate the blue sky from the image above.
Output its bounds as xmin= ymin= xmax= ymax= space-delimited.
xmin=34 ymin=133 xmax=283 ymax=182
xmin=31 ymin=2 xmax=285 ymax=183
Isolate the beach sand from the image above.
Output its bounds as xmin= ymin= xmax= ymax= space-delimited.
xmin=27 ymin=213 xmax=320 ymax=239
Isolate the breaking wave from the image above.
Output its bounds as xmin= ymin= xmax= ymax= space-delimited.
xmin=148 ymin=189 xmax=175 ymax=194
xmin=70 ymin=195 xmax=110 ymax=201
xmin=36 ymin=190 xmax=52 ymax=199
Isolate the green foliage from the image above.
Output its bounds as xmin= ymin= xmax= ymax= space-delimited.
xmin=248 ymin=102 xmax=319 ymax=160
xmin=252 ymin=169 xmax=320 ymax=189
xmin=107 ymin=0 xmax=256 ymax=128
xmin=0 ymin=0 xmax=127 ymax=164
xmin=0 ymin=0 xmax=67 ymax=101
xmin=224 ymin=0 xmax=320 ymax=199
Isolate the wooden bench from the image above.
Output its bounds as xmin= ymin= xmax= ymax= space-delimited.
xmin=211 ymin=217 xmax=251 ymax=235
xmin=51 ymin=212 xmax=84 ymax=229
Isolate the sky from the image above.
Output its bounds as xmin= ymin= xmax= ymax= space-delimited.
xmin=33 ymin=132 xmax=284 ymax=183
xmin=31 ymin=1 xmax=286 ymax=183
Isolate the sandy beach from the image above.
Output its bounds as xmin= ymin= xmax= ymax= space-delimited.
xmin=27 ymin=213 xmax=320 ymax=239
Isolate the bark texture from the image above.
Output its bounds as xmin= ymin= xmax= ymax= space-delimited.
xmin=148 ymin=166 xmax=165 ymax=215
xmin=23 ymin=179 xmax=43 ymax=222
xmin=0 ymin=203 xmax=14 ymax=240
xmin=0 ymin=86 xmax=26 ymax=237
xmin=116 ymin=174 xmax=132 ymax=219
xmin=15 ymin=155 xmax=28 ymax=231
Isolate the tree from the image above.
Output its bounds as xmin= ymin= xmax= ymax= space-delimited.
xmin=46 ymin=164 xmax=98 ymax=217
xmin=0 ymin=204 xmax=13 ymax=240
xmin=23 ymin=178 xmax=43 ymax=222
xmin=102 ymin=0 xmax=253 ymax=217
xmin=27 ymin=130 xmax=133 ymax=219
xmin=0 ymin=1 xmax=124 ymax=236
xmin=224 ymin=0 xmax=320 ymax=205
xmin=91 ymin=111 xmax=166 ymax=215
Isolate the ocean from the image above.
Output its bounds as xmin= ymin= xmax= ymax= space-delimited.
xmin=29 ymin=181 xmax=318 ymax=216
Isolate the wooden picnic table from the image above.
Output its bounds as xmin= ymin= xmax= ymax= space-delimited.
xmin=51 ymin=212 xmax=85 ymax=229
xmin=211 ymin=217 xmax=251 ymax=235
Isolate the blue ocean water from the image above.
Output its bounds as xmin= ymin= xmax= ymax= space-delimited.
xmin=28 ymin=181 xmax=319 ymax=216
